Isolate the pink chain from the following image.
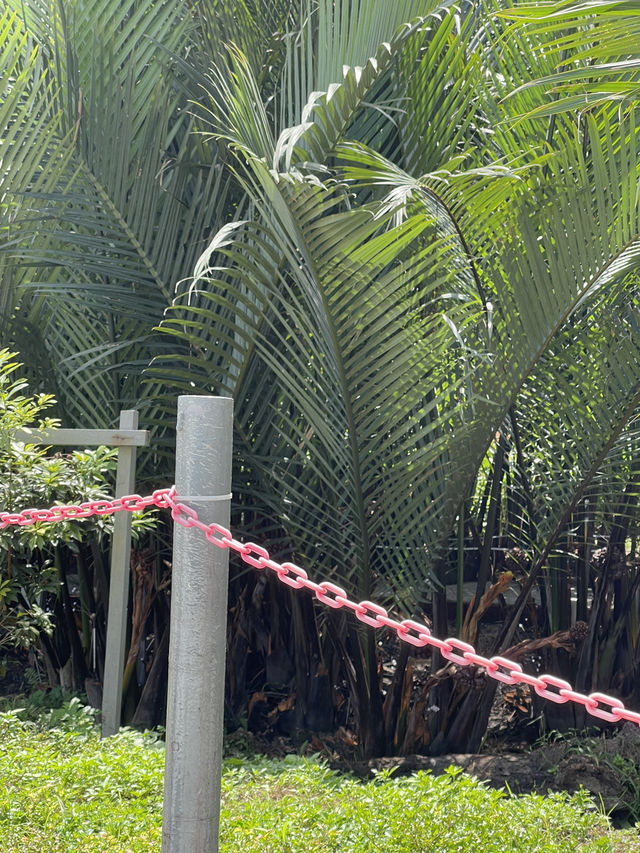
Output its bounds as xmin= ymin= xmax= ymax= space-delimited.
xmin=0 ymin=490 xmax=168 ymax=528
xmin=2 ymin=486 xmax=639 ymax=727
xmin=163 ymin=490 xmax=640 ymax=727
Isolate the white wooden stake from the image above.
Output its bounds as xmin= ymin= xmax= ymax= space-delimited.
xmin=162 ymin=396 xmax=233 ymax=853
xmin=101 ymin=409 xmax=139 ymax=736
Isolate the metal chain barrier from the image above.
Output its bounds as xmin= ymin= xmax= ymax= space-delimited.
xmin=2 ymin=485 xmax=639 ymax=727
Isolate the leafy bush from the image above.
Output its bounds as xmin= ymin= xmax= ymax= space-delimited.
xmin=0 ymin=349 xmax=154 ymax=692
xmin=220 ymin=760 xmax=621 ymax=853
xmin=0 ymin=706 xmax=164 ymax=852
xmin=0 ymin=691 xmax=98 ymax=735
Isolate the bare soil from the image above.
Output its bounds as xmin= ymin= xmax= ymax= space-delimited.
xmin=232 ymin=718 xmax=640 ymax=826
xmin=348 ymin=722 xmax=640 ymax=814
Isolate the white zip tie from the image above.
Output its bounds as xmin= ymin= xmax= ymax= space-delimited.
xmin=174 ymin=493 xmax=233 ymax=502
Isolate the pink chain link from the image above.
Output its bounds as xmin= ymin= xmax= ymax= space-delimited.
xmin=161 ymin=491 xmax=640 ymax=728
xmin=2 ymin=486 xmax=639 ymax=728
xmin=0 ymin=488 xmax=171 ymax=530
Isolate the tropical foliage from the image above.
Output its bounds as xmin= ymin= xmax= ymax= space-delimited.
xmin=2 ymin=0 xmax=640 ymax=754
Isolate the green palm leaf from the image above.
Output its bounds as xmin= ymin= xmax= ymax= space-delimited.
xmin=158 ymin=2 xmax=640 ymax=619
xmin=1 ymin=0 xmax=233 ymax=425
xmin=501 ymin=1 xmax=640 ymax=114
xmin=0 ymin=8 xmax=72 ymax=342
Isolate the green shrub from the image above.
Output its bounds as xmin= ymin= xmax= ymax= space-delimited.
xmin=0 ymin=349 xmax=155 ymax=691
xmin=0 ymin=706 xmax=164 ymax=852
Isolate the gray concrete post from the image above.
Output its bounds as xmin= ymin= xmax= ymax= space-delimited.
xmin=162 ymin=396 xmax=233 ymax=853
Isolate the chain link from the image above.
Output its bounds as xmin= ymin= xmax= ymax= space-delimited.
xmin=161 ymin=490 xmax=640 ymax=727
xmin=0 ymin=488 xmax=174 ymax=530
xmin=2 ymin=485 xmax=639 ymax=727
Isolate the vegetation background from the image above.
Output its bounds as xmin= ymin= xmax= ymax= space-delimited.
xmin=2 ymin=0 xmax=640 ymax=761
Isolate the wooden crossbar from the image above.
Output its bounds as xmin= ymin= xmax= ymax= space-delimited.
xmin=14 ymin=427 xmax=150 ymax=447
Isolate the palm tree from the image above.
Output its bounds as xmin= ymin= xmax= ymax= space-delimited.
xmin=150 ymin=1 xmax=640 ymax=753
xmin=1 ymin=0 xmax=235 ymax=429
xmin=3 ymin=0 xmax=640 ymax=754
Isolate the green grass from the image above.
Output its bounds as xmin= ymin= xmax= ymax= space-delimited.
xmin=0 ymin=705 xmax=639 ymax=852
xmin=0 ymin=705 xmax=164 ymax=852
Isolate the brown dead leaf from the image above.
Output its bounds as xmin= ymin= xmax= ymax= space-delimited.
xmin=248 ymin=691 xmax=266 ymax=717
xmin=463 ymin=571 xmax=514 ymax=644
xmin=277 ymin=694 xmax=296 ymax=713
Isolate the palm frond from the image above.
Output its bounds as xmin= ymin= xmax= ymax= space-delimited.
xmin=500 ymin=1 xmax=640 ymax=115
xmin=508 ymin=280 xmax=640 ymax=567
xmin=1 ymin=0 xmax=234 ymax=425
xmin=0 ymin=7 xmax=72 ymax=341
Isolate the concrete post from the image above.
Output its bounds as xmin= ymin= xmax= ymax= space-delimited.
xmin=162 ymin=395 xmax=233 ymax=853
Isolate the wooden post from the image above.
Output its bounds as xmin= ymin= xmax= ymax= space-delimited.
xmin=101 ymin=409 xmax=139 ymax=736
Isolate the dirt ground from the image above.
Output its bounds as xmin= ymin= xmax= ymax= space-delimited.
xmin=348 ymin=722 xmax=640 ymax=814
xmin=233 ymin=700 xmax=640 ymax=827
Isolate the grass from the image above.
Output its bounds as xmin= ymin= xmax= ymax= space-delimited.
xmin=0 ymin=703 xmax=164 ymax=852
xmin=0 ymin=702 xmax=639 ymax=852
